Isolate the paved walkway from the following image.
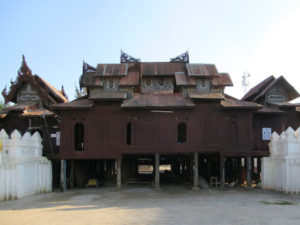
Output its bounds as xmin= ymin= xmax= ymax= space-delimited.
xmin=0 ymin=186 xmax=300 ymax=225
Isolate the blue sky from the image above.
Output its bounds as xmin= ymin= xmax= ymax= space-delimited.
xmin=1 ymin=0 xmax=300 ymax=101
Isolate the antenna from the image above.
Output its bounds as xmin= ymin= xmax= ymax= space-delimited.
xmin=242 ymin=72 xmax=251 ymax=94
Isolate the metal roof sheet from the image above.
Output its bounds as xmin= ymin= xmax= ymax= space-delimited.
xmin=188 ymin=92 xmax=225 ymax=100
xmin=186 ymin=64 xmax=218 ymax=77
xmin=89 ymin=92 xmax=128 ymax=100
xmin=52 ymin=99 xmax=94 ymax=110
xmin=121 ymin=93 xmax=195 ymax=108
xmin=255 ymin=106 xmax=285 ymax=114
xmin=221 ymin=98 xmax=261 ymax=109
xmin=241 ymin=76 xmax=275 ymax=101
xmin=21 ymin=108 xmax=54 ymax=117
xmin=212 ymin=73 xmax=233 ymax=87
xmin=175 ymin=72 xmax=196 ymax=86
xmin=119 ymin=71 xmax=139 ymax=86
xmin=141 ymin=62 xmax=186 ymax=76
xmin=95 ymin=64 xmax=128 ymax=76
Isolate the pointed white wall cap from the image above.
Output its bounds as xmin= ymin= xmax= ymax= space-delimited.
xmin=31 ymin=131 xmax=42 ymax=141
xmin=295 ymin=127 xmax=300 ymax=137
xmin=10 ymin=130 xmax=22 ymax=139
xmin=0 ymin=129 xmax=9 ymax=139
xmin=22 ymin=132 xmax=31 ymax=140
xmin=285 ymin=127 xmax=295 ymax=136
xmin=271 ymin=131 xmax=279 ymax=139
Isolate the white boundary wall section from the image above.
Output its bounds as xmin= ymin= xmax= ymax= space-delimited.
xmin=0 ymin=129 xmax=52 ymax=201
xmin=262 ymin=127 xmax=300 ymax=194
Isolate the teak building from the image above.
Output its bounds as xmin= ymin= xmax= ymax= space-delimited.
xmin=52 ymin=52 xmax=293 ymax=190
xmin=2 ymin=53 xmax=300 ymax=190
xmin=0 ymin=56 xmax=68 ymax=157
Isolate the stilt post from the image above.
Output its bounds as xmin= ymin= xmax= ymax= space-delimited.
xmin=193 ymin=152 xmax=200 ymax=190
xmin=60 ymin=159 xmax=67 ymax=192
xmin=117 ymin=158 xmax=122 ymax=189
xmin=246 ymin=156 xmax=252 ymax=188
xmin=155 ymin=153 xmax=160 ymax=190
xmin=70 ymin=160 xmax=74 ymax=188
xmin=220 ymin=156 xmax=225 ymax=188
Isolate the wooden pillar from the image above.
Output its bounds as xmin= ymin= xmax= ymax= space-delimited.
xmin=220 ymin=156 xmax=225 ymax=188
xmin=117 ymin=158 xmax=122 ymax=189
xmin=155 ymin=153 xmax=160 ymax=190
xmin=257 ymin=157 xmax=261 ymax=180
xmin=246 ymin=156 xmax=252 ymax=188
xmin=206 ymin=157 xmax=212 ymax=181
xmin=70 ymin=160 xmax=74 ymax=188
xmin=193 ymin=152 xmax=200 ymax=190
xmin=60 ymin=159 xmax=67 ymax=192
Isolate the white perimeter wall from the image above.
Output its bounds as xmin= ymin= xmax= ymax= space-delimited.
xmin=262 ymin=127 xmax=300 ymax=193
xmin=0 ymin=129 xmax=52 ymax=201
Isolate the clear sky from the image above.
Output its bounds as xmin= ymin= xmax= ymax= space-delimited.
xmin=1 ymin=0 xmax=300 ymax=102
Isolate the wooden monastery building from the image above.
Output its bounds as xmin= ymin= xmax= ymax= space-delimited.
xmin=2 ymin=52 xmax=300 ymax=190
xmin=0 ymin=56 xmax=68 ymax=180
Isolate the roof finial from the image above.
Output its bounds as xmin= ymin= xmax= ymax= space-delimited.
xmin=82 ymin=60 xmax=96 ymax=74
xmin=120 ymin=50 xmax=140 ymax=63
xmin=18 ymin=55 xmax=32 ymax=76
xmin=170 ymin=51 xmax=189 ymax=63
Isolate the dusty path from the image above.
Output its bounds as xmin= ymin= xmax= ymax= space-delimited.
xmin=0 ymin=185 xmax=300 ymax=225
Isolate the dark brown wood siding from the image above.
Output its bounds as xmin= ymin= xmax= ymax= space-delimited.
xmin=55 ymin=101 xmax=262 ymax=159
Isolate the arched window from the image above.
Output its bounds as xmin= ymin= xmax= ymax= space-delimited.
xmin=74 ymin=122 xmax=84 ymax=151
xmin=177 ymin=122 xmax=187 ymax=144
xmin=126 ymin=123 xmax=131 ymax=145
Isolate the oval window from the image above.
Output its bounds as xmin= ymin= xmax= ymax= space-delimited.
xmin=159 ymin=79 xmax=164 ymax=86
xmin=146 ymin=80 xmax=151 ymax=86
xmin=109 ymin=79 xmax=114 ymax=88
xmin=200 ymin=80 xmax=206 ymax=88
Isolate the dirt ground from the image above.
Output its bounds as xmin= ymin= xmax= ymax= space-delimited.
xmin=1 ymin=185 xmax=300 ymax=225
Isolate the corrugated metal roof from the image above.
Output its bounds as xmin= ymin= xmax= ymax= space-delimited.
xmin=175 ymin=72 xmax=196 ymax=86
xmin=186 ymin=64 xmax=218 ymax=76
xmin=89 ymin=92 xmax=128 ymax=100
xmin=119 ymin=71 xmax=139 ymax=86
xmin=188 ymin=92 xmax=225 ymax=100
xmin=121 ymin=93 xmax=195 ymax=108
xmin=36 ymin=76 xmax=68 ymax=103
xmin=212 ymin=73 xmax=233 ymax=87
xmin=2 ymin=104 xmax=28 ymax=112
xmin=221 ymin=98 xmax=261 ymax=109
xmin=241 ymin=76 xmax=275 ymax=101
xmin=21 ymin=108 xmax=54 ymax=117
xmin=52 ymin=99 xmax=94 ymax=109
xmin=95 ymin=64 xmax=128 ymax=76
xmin=141 ymin=62 xmax=186 ymax=76
xmin=255 ymin=106 xmax=285 ymax=114
xmin=253 ymin=76 xmax=299 ymax=102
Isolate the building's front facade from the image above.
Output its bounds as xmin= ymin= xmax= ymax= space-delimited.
xmin=52 ymin=52 xmax=269 ymax=189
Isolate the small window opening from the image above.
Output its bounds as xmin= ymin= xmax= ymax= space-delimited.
xmin=126 ymin=123 xmax=131 ymax=145
xmin=74 ymin=122 xmax=84 ymax=151
xmin=146 ymin=80 xmax=151 ymax=86
xmin=177 ymin=122 xmax=187 ymax=144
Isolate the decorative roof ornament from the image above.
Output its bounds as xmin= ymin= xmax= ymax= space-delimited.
xmin=1 ymin=85 xmax=7 ymax=99
xmin=82 ymin=61 xmax=96 ymax=74
xmin=120 ymin=50 xmax=140 ymax=63
xmin=170 ymin=51 xmax=189 ymax=63
xmin=18 ymin=55 xmax=32 ymax=76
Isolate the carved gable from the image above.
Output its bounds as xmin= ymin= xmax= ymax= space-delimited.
xmin=17 ymin=83 xmax=41 ymax=105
